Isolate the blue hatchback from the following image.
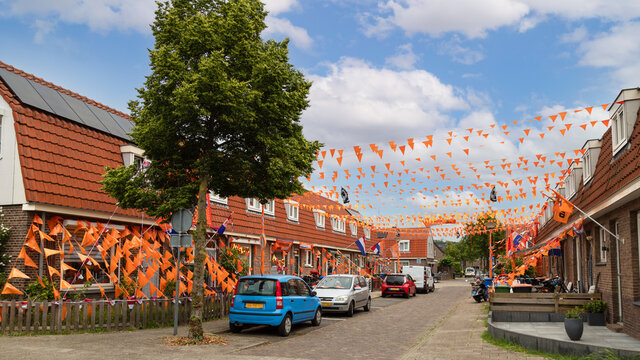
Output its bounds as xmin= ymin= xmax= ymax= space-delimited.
xmin=229 ymin=275 xmax=322 ymax=336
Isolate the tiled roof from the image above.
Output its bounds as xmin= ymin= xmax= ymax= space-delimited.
xmin=0 ymin=61 xmax=146 ymax=219
xmin=536 ymin=108 xmax=640 ymax=242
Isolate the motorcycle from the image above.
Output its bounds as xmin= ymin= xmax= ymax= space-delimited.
xmin=539 ymin=276 xmax=569 ymax=293
xmin=472 ymin=278 xmax=488 ymax=302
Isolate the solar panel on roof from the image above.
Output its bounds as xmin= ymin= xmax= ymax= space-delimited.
xmin=29 ymin=80 xmax=83 ymax=124
xmin=87 ymin=105 xmax=128 ymax=139
xmin=107 ymin=112 xmax=133 ymax=139
xmin=59 ymin=93 xmax=105 ymax=130
xmin=0 ymin=68 xmax=53 ymax=113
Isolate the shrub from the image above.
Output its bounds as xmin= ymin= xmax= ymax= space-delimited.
xmin=565 ymin=306 xmax=585 ymax=319
xmin=584 ymin=299 xmax=607 ymax=313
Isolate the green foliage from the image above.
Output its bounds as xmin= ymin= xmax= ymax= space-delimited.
xmin=119 ymin=275 xmax=137 ymax=299
xmin=500 ymin=257 xmax=536 ymax=277
xmin=584 ymin=300 xmax=607 ymax=313
xmin=452 ymin=261 xmax=461 ymax=274
xmin=565 ymin=306 xmax=585 ymax=319
xmin=438 ymin=255 xmax=454 ymax=268
xmin=0 ymin=209 xmax=12 ymax=269
xmin=24 ymin=277 xmax=55 ymax=301
xmin=445 ymin=213 xmax=506 ymax=268
xmin=219 ymin=246 xmax=248 ymax=277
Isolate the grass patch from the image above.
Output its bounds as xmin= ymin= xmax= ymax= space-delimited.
xmin=163 ymin=334 xmax=227 ymax=346
xmin=481 ymin=331 xmax=627 ymax=360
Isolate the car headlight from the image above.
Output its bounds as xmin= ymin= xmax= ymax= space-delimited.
xmin=334 ymin=295 xmax=348 ymax=302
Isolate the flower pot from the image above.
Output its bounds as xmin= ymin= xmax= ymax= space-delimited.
xmin=564 ymin=318 xmax=583 ymax=341
xmin=587 ymin=312 xmax=605 ymax=326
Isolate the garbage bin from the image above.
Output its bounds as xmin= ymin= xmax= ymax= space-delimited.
xmin=483 ymin=278 xmax=493 ymax=288
xmin=494 ymin=285 xmax=510 ymax=293
xmin=511 ymin=284 xmax=532 ymax=293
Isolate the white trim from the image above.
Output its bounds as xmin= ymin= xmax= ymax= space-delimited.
xmin=21 ymin=203 xmax=158 ymax=225
xmin=330 ymin=215 xmax=346 ymax=233
xmin=209 ymin=191 xmax=228 ymax=205
xmin=263 ymin=199 xmax=275 ymax=216
xmin=0 ymin=96 xmax=27 ymax=206
xmin=349 ymin=221 xmax=357 ymax=237
xmin=246 ymin=198 xmax=261 ymax=212
xmin=313 ymin=209 xmax=325 ymax=229
xmin=611 ymin=106 xmax=628 ymax=155
xmin=62 ymin=219 xmax=125 ymax=231
xmin=599 ymin=227 xmax=607 ymax=263
xmin=284 ymin=200 xmax=299 ymax=222
xmin=399 ymin=239 xmax=410 ymax=253
xmin=363 ymin=227 xmax=370 ymax=240
xmin=304 ymin=249 xmax=312 ymax=266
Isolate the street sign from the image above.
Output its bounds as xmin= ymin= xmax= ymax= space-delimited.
xmin=170 ymin=233 xmax=193 ymax=248
xmin=171 ymin=209 xmax=193 ymax=233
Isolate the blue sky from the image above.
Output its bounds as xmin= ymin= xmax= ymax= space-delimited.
xmin=1 ymin=0 xmax=638 ymax=232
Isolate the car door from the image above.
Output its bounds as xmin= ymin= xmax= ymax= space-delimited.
xmin=287 ymin=279 xmax=304 ymax=323
xmin=406 ymin=275 xmax=416 ymax=294
xmin=359 ymin=276 xmax=370 ymax=304
xmin=295 ymin=278 xmax=316 ymax=321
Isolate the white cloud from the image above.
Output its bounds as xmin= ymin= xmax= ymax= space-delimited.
xmin=302 ymin=57 xmax=468 ymax=148
xmin=560 ymin=26 xmax=588 ymax=43
xmin=263 ymin=0 xmax=299 ymax=15
xmin=438 ymin=36 xmax=484 ymax=65
xmin=264 ymin=16 xmax=313 ymax=49
xmin=365 ymin=0 xmax=640 ymax=38
xmin=574 ymin=21 xmax=640 ymax=86
xmin=32 ymin=19 xmax=56 ymax=44
xmin=385 ymin=43 xmax=419 ymax=70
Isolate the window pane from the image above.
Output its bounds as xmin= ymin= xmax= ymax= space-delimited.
xmin=237 ymin=278 xmax=276 ymax=296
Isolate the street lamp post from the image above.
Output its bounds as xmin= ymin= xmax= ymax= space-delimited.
xmin=485 ymin=221 xmax=497 ymax=279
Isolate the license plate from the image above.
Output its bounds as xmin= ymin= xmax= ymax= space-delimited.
xmin=321 ymin=302 xmax=332 ymax=307
xmin=245 ymin=303 xmax=263 ymax=309
xmin=391 ymin=288 xmax=400 ymax=291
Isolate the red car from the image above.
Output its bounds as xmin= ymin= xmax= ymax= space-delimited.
xmin=381 ymin=273 xmax=417 ymax=298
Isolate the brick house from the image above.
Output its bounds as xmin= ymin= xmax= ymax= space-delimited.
xmin=535 ymin=88 xmax=640 ymax=340
xmin=0 ymin=61 xmax=383 ymax=296
xmin=378 ymin=228 xmax=434 ymax=272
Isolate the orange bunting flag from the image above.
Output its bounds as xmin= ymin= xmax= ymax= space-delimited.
xmin=1 ymin=282 xmax=23 ymax=295
xmin=8 ymin=267 xmax=30 ymax=279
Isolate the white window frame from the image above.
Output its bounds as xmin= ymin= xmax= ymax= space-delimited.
xmin=263 ymin=199 xmax=275 ymax=216
xmin=399 ymin=240 xmax=410 ymax=253
xmin=599 ymin=227 xmax=607 ymax=263
xmin=363 ymin=227 xmax=370 ymax=240
xmin=284 ymin=200 xmax=299 ymax=222
xmin=305 ymin=250 xmax=313 ymax=267
xmin=60 ymin=230 xmax=116 ymax=291
xmin=313 ymin=209 xmax=326 ymax=229
xmin=246 ymin=198 xmax=261 ymax=212
xmin=583 ymin=150 xmax=593 ymax=184
xmin=349 ymin=222 xmax=357 ymax=237
xmin=566 ymin=172 xmax=575 ymax=199
xmin=358 ymin=255 xmax=364 ymax=267
xmin=331 ymin=216 xmax=346 ymax=233
xmin=209 ymin=191 xmax=228 ymax=205
xmin=611 ymin=107 xmax=627 ymax=154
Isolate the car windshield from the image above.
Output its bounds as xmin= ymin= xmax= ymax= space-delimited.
xmin=316 ymin=276 xmax=353 ymax=289
xmin=385 ymin=275 xmax=405 ymax=285
xmin=236 ymin=279 xmax=277 ymax=296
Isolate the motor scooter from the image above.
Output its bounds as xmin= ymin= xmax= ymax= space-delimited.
xmin=472 ymin=278 xmax=488 ymax=302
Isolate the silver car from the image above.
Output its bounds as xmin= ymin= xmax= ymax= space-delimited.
xmin=313 ymin=274 xmax=371 ymax=317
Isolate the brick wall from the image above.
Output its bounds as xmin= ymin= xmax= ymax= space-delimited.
xmin=0 ymin=205 xmax=31 ymax=276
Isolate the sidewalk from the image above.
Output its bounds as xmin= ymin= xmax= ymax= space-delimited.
xmin=401 ymin=281 xmax=543 ymax=360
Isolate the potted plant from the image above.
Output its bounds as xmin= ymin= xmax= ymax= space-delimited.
xmin=564 ymin=306 xmax=585 ymax=341
xmin=584 ymin=299 xmax=607 ymax=326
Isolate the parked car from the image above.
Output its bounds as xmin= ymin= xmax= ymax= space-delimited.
xmin=229 ymin=275 xmax=322 ymax=337
xmin=465 ymin=267 xmax=476 ymax=277
xmin=433 ymin=272 xmax=442 ymax=283
xmin=402 ymin=265 xmax=435 ymax=293
xmin=313 ymin=274 xmax=371 ymax=317
xmin=381 ymin=273 xmax=417 ymax=298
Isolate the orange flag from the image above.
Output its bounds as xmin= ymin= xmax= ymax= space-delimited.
xmin=2 ymin=282 xmax=23 ymax=295
xmin=8 ymin=267 xmax=30 ymax=279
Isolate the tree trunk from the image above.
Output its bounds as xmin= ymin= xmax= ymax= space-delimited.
xmin=188 ymin=175 xmax=208 ymax=340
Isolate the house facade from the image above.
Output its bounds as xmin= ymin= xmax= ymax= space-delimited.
xmin=534 ymin=88 xmax=640 ymax=340
xmin=0 ymin=61 xmax=389 ymax=298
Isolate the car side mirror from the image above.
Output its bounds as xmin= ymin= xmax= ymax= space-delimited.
xmin=354 ymin=286 xmax=361 ymax=290
xmin=310 ymin=291 xmax=317 ymax=297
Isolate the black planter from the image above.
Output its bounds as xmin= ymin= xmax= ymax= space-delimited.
xmin=588 ymin=312 xmax=605 ymax=326
xmin=564 ymin=318 xmax=584 ymax=341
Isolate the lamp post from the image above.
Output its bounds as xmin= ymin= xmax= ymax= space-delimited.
xmin=485 ymin=221 xmax=497 ymax=279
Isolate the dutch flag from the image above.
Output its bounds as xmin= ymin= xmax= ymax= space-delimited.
xmin=371 ymin=242 xmax=381 ymax=256
xmin=217 ymin=214 xmax=232 ymax=235
xmin=355 ymin=237 xmax=366 ymax=255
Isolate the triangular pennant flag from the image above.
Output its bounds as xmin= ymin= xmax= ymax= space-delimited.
xmin=1 ymin=282 xmax=23 ymax=295
xmin=8 ymin=267 xmax=30 ymax=279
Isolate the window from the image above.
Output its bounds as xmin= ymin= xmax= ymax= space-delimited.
xmin=399 ymin=240 xmax=410 ymax=253
xmin=358 ymin=256 xmax=363 ymax=267
xmin=246 ymin=198 xmax=261 ymax=212
xmin=263 ymin=200 xmax=275 ymax=216
xmin=363 ymin=227 xmax=370 ymax=240
xmin=598 ymin=227 xmax=607 ymax=263
xmin=284 ymin=200 xmax=299 ymax=222
xmin=611 ymin=107 xmax=627 ymax=153
xmin=61 ymin=233 xmax=115 ymax=288
xmin=295 ymin=279 xmax=310 ymax=296
xmin=566 ymin=173 xmax=575 ymax=199
xmin=209 ymin=191 xmax=228 ymax=205
xmin=331 ymin=216 xmax=346 ymax=233
xmin=583 ymin=150 xmax=593 ymax=183
xmin=313 ymin=209 xmax=325 ymax=229
xmin=349 ymin=222 xmax=357 ymax=237
xmin=305 ymin=250 xmax=313 ymax=266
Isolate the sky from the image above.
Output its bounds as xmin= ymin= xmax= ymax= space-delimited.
xmin=1 ymin=0 xmax=638 ymax=234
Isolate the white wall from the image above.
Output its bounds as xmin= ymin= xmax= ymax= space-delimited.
xmin=0 ymin=96 xmax=26 ymax=205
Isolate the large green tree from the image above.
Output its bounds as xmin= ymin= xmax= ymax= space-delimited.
xmin=102 ymin=0 xmax=321 ymax=340
xmin=445 ymin=213 xmax=506 ymax=272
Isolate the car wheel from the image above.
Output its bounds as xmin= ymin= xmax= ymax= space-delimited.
xmin=404 ymin=291 xmax=410 ymax=299
xmin=311 ymin=308 xmax=322 ymax=326
xmin=413 ymin=288 xmax=417 ymax=297
xmin=381 ymin=292 xmax=387 ymax=298
xmin=364 ymin=297 xmax=371 ymax=312
xmin=346 ymin=301 xmax=354 ymax=317
xmin=278 ymin=313 xmax=292 ymax=337
xmin=229 ymin=322 xmax=242 ymax=333
xmin=474 ymin=296 xmax=482 ymax=303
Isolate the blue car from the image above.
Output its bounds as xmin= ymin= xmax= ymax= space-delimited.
xmin=229 ymin=275 xmax=322 ymax=336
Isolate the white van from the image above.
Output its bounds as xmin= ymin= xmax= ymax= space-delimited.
xmin=465 ymin=267 xmax=476 ymax=277
xmin=402 ymin=265 xmax=435 ymax=293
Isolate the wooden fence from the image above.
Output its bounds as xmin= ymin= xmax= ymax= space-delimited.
xmin=0 ymin=294 xmax=233 ymax=334
xmin=490 ymin=292 xmax=601 ymax=313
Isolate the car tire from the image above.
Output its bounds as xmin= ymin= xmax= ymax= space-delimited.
xmin=229 ymin=322 xmax=242 ymax=333
xmin=381 ymin=292 xmax=387 ymax=298
xmin=404 ymin=291 xmax=410 ymax=299
xmin=413 ymin=288 xmax=417 ymax=297
xmin=311 ymin=308 xmax=322 ymax=326
xmin=278 ymin=313 xmax=292 ymax=337
xmin=364 ymin=297 xmax=371 ymax=312
xmin=346 ymin=301 xmax=354 ymax=317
